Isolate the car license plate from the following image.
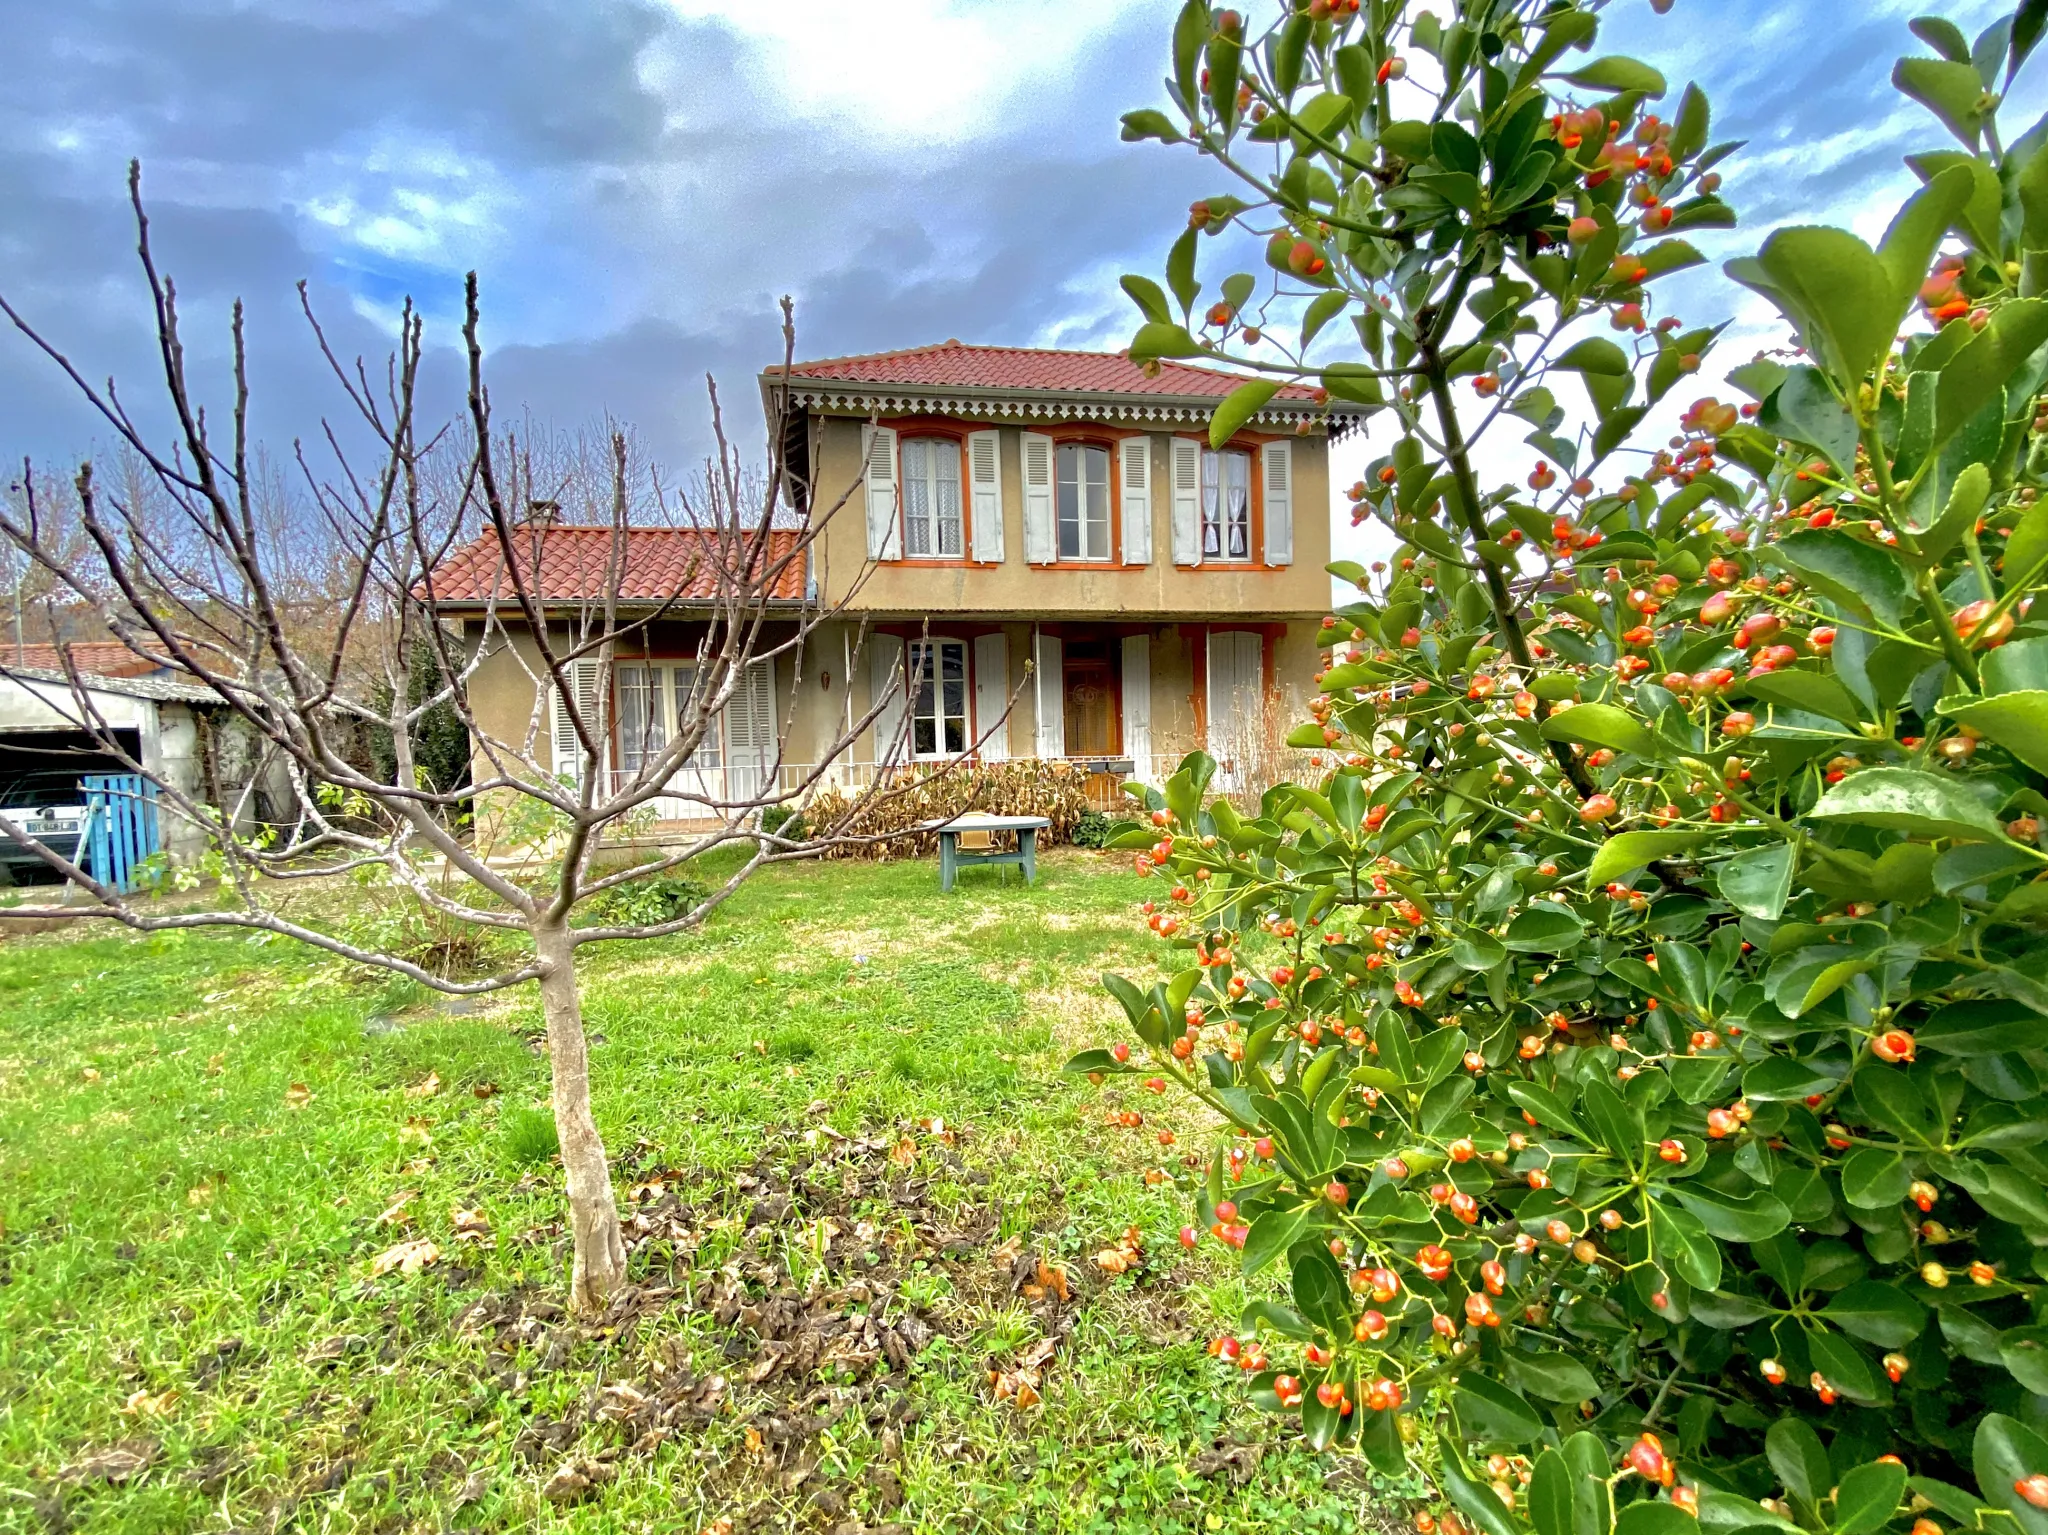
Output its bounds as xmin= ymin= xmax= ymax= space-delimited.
xmin=29 ymin=819 xmax=78 ymax=836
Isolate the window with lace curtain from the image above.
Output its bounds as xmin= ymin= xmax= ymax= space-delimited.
xmin=900 ymin=438 xmax=963 ymax=558
xmin=1200 ymin=448 xmax=1252 ymax=561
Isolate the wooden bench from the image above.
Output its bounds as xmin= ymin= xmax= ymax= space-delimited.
xmin=918 ymin=814 xmax=1051 ymax=892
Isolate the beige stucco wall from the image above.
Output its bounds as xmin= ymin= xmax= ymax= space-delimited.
xmin=808 ymin=415 xmax=1333 ymax=619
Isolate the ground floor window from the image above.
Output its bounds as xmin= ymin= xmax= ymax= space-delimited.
xmin=615 ymin=661 xmax=722 ymax=772
xmin=908 ymin=638 xmax=969 ymax=758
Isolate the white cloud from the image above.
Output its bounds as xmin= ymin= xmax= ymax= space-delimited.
xmin=649 ymin=0 xmax=1150 ymax=143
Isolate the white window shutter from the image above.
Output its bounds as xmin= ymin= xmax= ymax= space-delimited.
xmin=972 ymin=631 xmax=1009 ymax=759
xmin=1206 ymin=630 xmax=1263 ymax=762
xmin=869 ymin=634 xmax=908 ymax=767
xmin=1119 ymin=437 xmax=1152 ymax=566
xmin=1120 ymin=631 xmax=1151 ymax=773
xmin=1262 ymin=440 xmax=1294 ymax=566
xmin=551 ymin=657 xmax=606 ymax=783
xmin=1033 ymin=631 xmax=1064 ymax=758
xmin=1170 ymin=437 xmax=1202 ymax=566
xmin=1020 ymin=432 xmax=1055 ymax=564
xmin=967 ymin=429 xmax=1005 ymax=564
xmin=723 ymin=658 xmax=778 ymax=799
xmin=862 ymin=424 xmax=901 ymax=561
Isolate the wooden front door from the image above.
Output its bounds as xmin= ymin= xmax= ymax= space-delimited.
xmin=1062 ymin=643 xmax=1120 ymax=759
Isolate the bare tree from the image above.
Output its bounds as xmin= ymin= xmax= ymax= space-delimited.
xmin=0 ymin=166 xmax=1013 ymax=1315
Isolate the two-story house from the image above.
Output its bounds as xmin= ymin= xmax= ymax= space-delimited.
xmin=428 ymin=342 xmax=1365 ymax=817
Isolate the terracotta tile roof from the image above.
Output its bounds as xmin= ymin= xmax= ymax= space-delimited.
xmin=1 ymin=640 xmax=169 ymax=679
xmin=777 ymin=341 xmax=1328 ymax=402
xmin=423 ymin=526 xmax=808 ymax=605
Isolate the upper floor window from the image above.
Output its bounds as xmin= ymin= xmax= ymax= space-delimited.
xmin=901 ymin=438 xmax=963 ymax=559
xmin=908 ymin=638 xmax=968 ymax=757
xmin=1056 ymin=443 xmax=1111 ymax=561
xmin=1201 ymin=448 xmax=1251 ymax=562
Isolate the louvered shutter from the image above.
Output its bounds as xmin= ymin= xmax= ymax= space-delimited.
xmin=550 ymin=657 xmax=606 ymax=785
xmin=967 ymin=429 xmax=1005 ymax=564
xmin=1262 ymin=440 xmax=1294 ymax=565
xmin=861 ymin=424 xmax=901 ymax=561
xmin=723 ymin=659 xmax=778 ymax=801
xmin=869 ymin=634 xmax=908 ymax=767
xmin=1170 ymin=437 xmax=1202 ymax=566
xmin=1033 ymin=631 xmax=1064 ymax=758
xmin=1207 ymin=631 xmax=1262 ymax=757
xmin=1120 ymin=632 xmax=1151 ymax=773
xmin=973 ymin=631 xmax=1009 ymax=760
xmin=1119 ymin=437 xmax=1152 ymax=566
xmin=1020 ymin=432 xmax=1055 ymax=564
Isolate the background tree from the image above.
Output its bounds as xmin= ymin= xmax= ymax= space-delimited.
xmin=0 ymin=165 xmax=1006 ymax=1316
xmin=1090 ymin=0 xmax=2048 ymax=1525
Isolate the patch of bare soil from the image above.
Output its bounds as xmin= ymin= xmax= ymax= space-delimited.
xmin=449 ymin=1123 xmax=1176 ymax=1532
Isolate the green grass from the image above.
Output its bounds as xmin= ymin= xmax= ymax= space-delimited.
xmin=0 ymin=851 xmax=1408 ymax=1533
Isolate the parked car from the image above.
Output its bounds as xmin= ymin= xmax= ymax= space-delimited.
xmin=0 ymin=769 xmax=90 ymax=881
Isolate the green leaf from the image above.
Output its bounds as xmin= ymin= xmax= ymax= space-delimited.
xmin=1210 ymin=381 xmax=1281 ymax=450
xmin=1502 ymin=907 xmax=1588 ymax=953
xmin=2001 ymin=1327 xmax=2048 ymax=1394
xmin=1912 ymin=17 xmax=1973 ymax=61
xmin=1717 ymin=843 xmax=1796 ymax=920
xmin=1240 ymin=1203 xmax=1317 ymax=1277
xmin=1505 ymin=1079 xmax=1590 ymax=1139
xmin=1301 ymin=290 xmax=1349 ymax=350
xmin=1129 ymin=322 xmax=1202 ymax=361
xmin=1506 ymin=1352 xmax=1599 ymax=1403
xmin=1063 ymin=1048 xmax=1139 ymax=1076
xmin=1974 ymin=1414 xmax=2048 ymax=1535
xmin=1745 ymin=670 xmax=1866 ymax=726
xmin=1894 ymin=56 xmax=1989 ymax=147
xmin=1171 ymin=0 xmax=1206 ymax=109
xmin=1120 ymin=275 xmax=1172 ymax=326
xmin=1821 ymin=1280 xmax=1926 ymax=1347
xmin=1587 ymin=831 xmax=1702 ymax=888
xmin=1672 ymin=1184 xmax=1792 ymax=1242
xmin=1938 ymin=692 xmax=2048 ymax=775
xmin=1539 ymin=702 xmax=1662 ymax=758
xmin=1840 ymin=1149 xmax=1910 ymax=1208
xmin=1768 ymin=1418 xmax=1833 ymax=1504
xmin=1743 ymin=1056 xmax=1840 ymax=1102
xmin=1735 ymin=227 xmax=1897 ymax=392
xmin=1166 ymin=228 xmax=1200 ymax=316
xmin=1833 ymin=1461 xmax=1909 ymax=1535
xmin=1240 ymin=1298 xmax=1312 ymax=1339
xmin=1441 ymin=1435 xmax=1529 ymax=1535
xmin=1555 ymin=337 xmax=1631 ymax=375
xmin=1120 ymin=109 xmax=1185 ymax=144
xmin=1920 ymin=998 xmax=2048 ymax=1054
xmin=1527 ymin=1450 xmax=1573 ymax=1535
xmin=1455 ymin=1373 xmax=1547 ymax=1443
xmin=1809 ymin=766 xmax=2011 ymax=842
xmin=1879 ymin=163 xmax=1977 ymax=309
xmin=1616 ymin=1505 xmax=1695 ymax=1535
xmin=1760 ymin=367 xmax=1858 ymax=474
xmin=1937 ymin=300 xmax=2048 ymax=445
xmin=1770 ymin=530 xmax=1913 ymax=628
xmin=1564 ymin=1434 xmax=1616 ymax=1535
xmin=1558 ymin=56 xmax=1667 ymax=96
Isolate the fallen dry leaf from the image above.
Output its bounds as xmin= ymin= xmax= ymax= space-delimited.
xmin=121 ymin=1388 xmax=178 ymax=1418
xmin=451 ymin=1208 xmax=492 ymax=1243
xmin=204 ymin=1052 xmax=225 ymax=1076
xmin=471 ymin=1080 xmax=500 ymax=1099
xmin=81 ymin=1066 xmax=101 ymax=1083
xmin=63 ymin=1440 xmax=157 ymax=1484
xmin=1093 ymin=1248 xmax=1137 ymax=1275
xmin=374 ymin=1190 xmax=418 ymax=1228
xmin=406 ymin=1071 xmax=442 ymax=1099
xmin=370 ymin=1238 xmax=441 ymax=1276
xmin=889 ymin=1135 xmax=918 ymax=1170
xmin=283 ymin=1082 xmax=312 ymax=1108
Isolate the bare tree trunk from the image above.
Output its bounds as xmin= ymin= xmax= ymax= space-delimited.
xmin=532 ymin=919 xmax=626 ymax=1314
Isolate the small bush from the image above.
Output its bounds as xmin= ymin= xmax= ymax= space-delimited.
xmin=1070 ymin=809 xmax=1121 ymax=849
xmin=760 ymin=804 xmax=804 ymax=839
xmin=578 ymin=871 xmax=709 ymax=928
xmin=502 ymin=1106 xmax=559 ymax=1167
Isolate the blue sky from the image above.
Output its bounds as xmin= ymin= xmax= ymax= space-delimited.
xmin=0 ymin=0 xmax=2036 ymax=538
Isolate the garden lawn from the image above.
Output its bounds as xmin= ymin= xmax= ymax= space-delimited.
xmin=0 ymin=850 xmax=1411 ymax=1534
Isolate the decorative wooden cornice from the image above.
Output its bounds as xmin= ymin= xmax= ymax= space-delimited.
xmin=779 ymin=385 xmax=1368 ymax=441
